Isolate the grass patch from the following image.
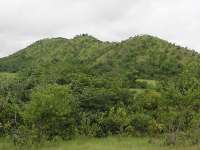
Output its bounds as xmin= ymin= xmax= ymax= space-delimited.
xmin=0 ymin=72 xmax=17 ymax=79
xmin=136 ymin=79 xmax=157 ymax=89
xmin=129 ymin=88 xmax=146 ymax=94
xmin=0 ymin=137 xmax=200 ymax=150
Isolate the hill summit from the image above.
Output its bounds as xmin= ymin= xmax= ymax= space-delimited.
xmin=0 ymin=34 xmax=198 ymax=79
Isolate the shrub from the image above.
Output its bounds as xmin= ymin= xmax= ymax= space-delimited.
xmin=130 ymin=113 xmax=152 ymax=135
xmin=101 ymin=107 xmax=131 ymax=135
xmin=23 ymin=84 xmax=77 ymax=140
xmin=78 ymin=112 xmax=103 ymax=137
xmin=0 ymin=96 xmax=20 ymax=137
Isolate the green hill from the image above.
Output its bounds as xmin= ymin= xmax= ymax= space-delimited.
xmin=1 ymin=34 xmax=200 ymax=145
xmin=0 ymin=34 xmax=198 ymax=79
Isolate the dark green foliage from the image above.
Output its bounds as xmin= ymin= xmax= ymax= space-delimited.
xmin=0 ymin=96 xmax=20 ymax=137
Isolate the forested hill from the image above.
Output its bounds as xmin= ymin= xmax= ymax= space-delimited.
xmin=1 ymin=34 xmax=200 ymax=145
xmin=0 ymin=34 xmax=199 ymax=79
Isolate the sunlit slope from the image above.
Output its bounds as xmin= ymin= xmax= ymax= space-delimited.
xmin=0 ymin=34 xmax=198 ymax=80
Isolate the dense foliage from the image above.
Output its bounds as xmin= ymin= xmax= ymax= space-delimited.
xmin=0 ymin=34 xmax=200 ymax=145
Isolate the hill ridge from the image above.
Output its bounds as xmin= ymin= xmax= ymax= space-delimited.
xmin=0 ymin=34 xmax=198 ymax=78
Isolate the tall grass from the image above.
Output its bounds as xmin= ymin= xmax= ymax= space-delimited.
xmin=0 ymin=137 xmax=200 ymax=150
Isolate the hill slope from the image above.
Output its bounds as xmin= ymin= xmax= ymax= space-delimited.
xmin=0 ymin=34 xmax=198 ymax=79
xmin=1 ymin=34 xmax=200 ymax=144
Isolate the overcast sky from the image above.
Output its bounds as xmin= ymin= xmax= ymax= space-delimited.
xmin=0 ymin=0 xmax=199 ymax=57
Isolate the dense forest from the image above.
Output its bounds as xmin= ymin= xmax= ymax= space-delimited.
xmin=1 ymin=34 xmax=200 ymax=145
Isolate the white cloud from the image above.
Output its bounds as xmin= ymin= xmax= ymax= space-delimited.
xmin=0 ymin=0 xmax=199 ymax=57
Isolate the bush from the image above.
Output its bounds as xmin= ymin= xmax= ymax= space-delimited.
xmin=11 ymin=125 xmax=39 ymax=146
xmin=101 ymin=107 xmax=131 ymax=135
xmin=0 ymin=96 xmax=20 ymax=137
xmin=23 ymin=84 xmax=77 ymax=141
xmin=78 ymin=112 xmax=103 ymax=137
xmin=130 ymin=113 xmax=152 ymax=135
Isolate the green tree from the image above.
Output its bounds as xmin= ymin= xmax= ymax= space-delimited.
xmin=23 ymin=84 xmax=77 ymax=140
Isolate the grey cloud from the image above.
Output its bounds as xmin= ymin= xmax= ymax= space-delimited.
xmin=0 ymin=0 xmax=199 ymax=57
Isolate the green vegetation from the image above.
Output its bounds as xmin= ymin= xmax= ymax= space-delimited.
xmin=135 ymin=79 xmax=157 ymax=89
xmin=0 ymin=34 xmax=200 ymax=147
xmin=1 ymin=137 xmax=200 ymax=150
